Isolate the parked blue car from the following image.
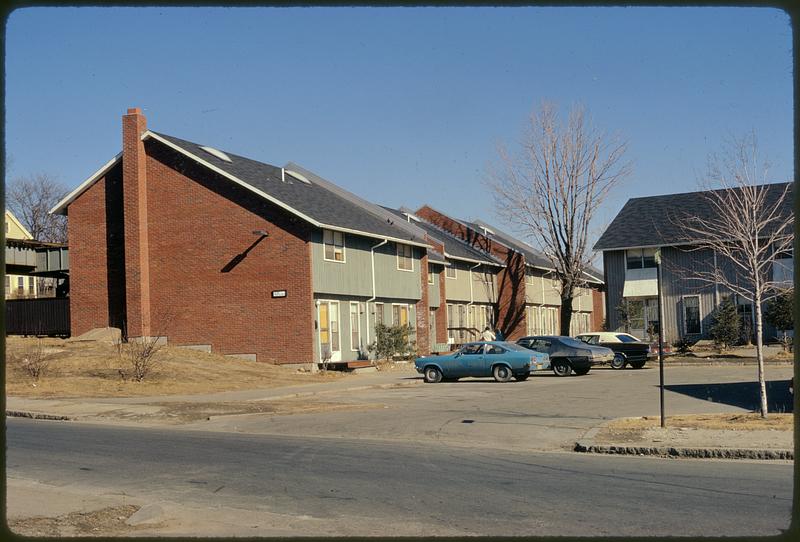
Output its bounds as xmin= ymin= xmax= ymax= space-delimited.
xmin=415 ymin=341 xmax=550 ymax=383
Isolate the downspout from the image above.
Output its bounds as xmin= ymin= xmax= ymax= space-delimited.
xmin=468 ymin=262 xmax=481 ymax=339
xmin=366 ymin=239 xmax=389 ymax=349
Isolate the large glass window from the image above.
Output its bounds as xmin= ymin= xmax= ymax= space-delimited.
xmin=684 ymin=296 xmax=701 ymax=334
xmin=397 ymin=243 xmax=413 ymax=271
xmin=350 ymin=303 xmax=361 ymax=352
xmin=323 ymin=230 xmax=345 ymax=262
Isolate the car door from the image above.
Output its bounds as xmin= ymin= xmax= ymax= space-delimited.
xmin=459 ymin=343 xmax=486 ymax=377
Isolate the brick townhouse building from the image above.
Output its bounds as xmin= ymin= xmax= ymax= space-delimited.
xmin=52 ymin=108 xmax=605 ymax=366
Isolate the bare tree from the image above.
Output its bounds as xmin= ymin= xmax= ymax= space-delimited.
xmin=488 ymin=102 xmax=632 ymax=335
xmin=678 ymin=133 xmax=793 ymax=418
xmin=7 ymin=173 xmax=68 ymax=243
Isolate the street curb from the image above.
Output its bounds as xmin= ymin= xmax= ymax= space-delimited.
xmin=245 ymin=379 xmax=422 ymax=403
xmin=6 ymin=410 xmax=72 ymax=421
xmin=573 ymin=441 xmax=793 ymax=460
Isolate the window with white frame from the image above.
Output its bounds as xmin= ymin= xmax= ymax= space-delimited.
xmin=683 ymin=296 xmax=701 ymax=335
xmin=323 ymin=230 xmax=345 ymax=262
xmin=445 ymin=264 xmax=457 ymax=279
xmin=525 ymin=271 xmax=534 ymax=285
xmin=393 ymin=304 xmax=410 ymax=327
xmin=397 ymin=243 xmax=413 ymax=271
xmin=374 ymin=303 xmax=384 ymax=327
xmin=428 ymin=264 xmax=435 ymax=284
xmin=626 ymin=248 xmax=657 ymax=270
xmin=350 ymin=303 xmax=361 ymax=352
xmin=446 ymin=304 xmax=455 ymax=341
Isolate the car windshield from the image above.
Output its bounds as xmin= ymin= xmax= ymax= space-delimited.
xmin=615 ymin=334 xmax=639 ymax=343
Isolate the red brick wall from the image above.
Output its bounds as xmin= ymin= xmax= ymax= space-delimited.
xmin=142 ymin=141 xmax=315 ymax=363
xmin=415 ymin=252 xmax=430 ymax=355
xmin=426 ymin=236 xmax=448 ymax=346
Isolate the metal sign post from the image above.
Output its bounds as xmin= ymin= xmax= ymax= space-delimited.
xmin=655 ymin=248 xmax=666 ymax=428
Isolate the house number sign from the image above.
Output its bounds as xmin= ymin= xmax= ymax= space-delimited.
xmin=271 ymin=290 xmax=287 ymax=298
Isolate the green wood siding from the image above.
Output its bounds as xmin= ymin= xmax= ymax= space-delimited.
xmin=311 ymin=230 xmax=422 ymax=300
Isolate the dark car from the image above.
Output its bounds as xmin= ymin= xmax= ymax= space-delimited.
xmin=516 ymin=335 xmax=614 ymax=377
xmin=414 ymin=341 xmax=549 ymax=383
xmin=575 ymin=332 xmax=651 ymax=370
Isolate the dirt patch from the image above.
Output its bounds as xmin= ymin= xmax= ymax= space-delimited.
xmin=5 ymin=336 xmax=345 ymax=398
xmin=596 ymin=413 xmax=793 ymax=444
xmin=102 ymin=398 xmax=385 ymax=423
xmin=374 ymin=360 xmax=418 ymax=373
xmin=8 ymin=505 xmax=149 ymax=537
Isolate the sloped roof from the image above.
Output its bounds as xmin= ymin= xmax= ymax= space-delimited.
xmin=52 ymin=130 xmax=429 ymax=247
xmin=382 ymin=207 xmax=503 ymax=266
xmin=593 ymin=182 xmax=794 ymax=251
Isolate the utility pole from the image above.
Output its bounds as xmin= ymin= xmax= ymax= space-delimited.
xmin=655 ymin=248 xmax=666 ymax=428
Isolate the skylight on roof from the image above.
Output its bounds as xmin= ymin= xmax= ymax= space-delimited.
xmin=284 ymin=169 xmax=311 ymax=184
xmin=199 ymin=145 xmax=232 ymax=163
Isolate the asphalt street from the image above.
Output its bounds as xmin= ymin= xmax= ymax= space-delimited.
xmin=6 ymin=418 xmax=793 ymax=537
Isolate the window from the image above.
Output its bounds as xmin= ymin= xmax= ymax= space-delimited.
xmin=17 ymin=277 xmax=24 ymax=293
xmin=447 ymin=304 xmax=455 ymax=341
xmin=397 ymin=243 xmax=413 ymax=271
xmin=683 ymin=296 xmax=701 ymax=335
xmin=626 ymin=248 xmax=658 ymax=270
xmin=428 ymin=264 xmax=435 ymax=284
xmin=4 ymin=276 xmax=9 ymax=296
xmin=350 ymin=303 xmax=361 ymax=352
xmin=461 ymin=343 xmax=483 ymax=355
xmin=486 ymin=345 xmax=506 ymax=355
xmin=525 ymin=271 xmax=534 ymax=285
xmin=374 ymin=303 xmax=384 ymax=327
xmin=323 ymin=230 xmax=345 ymax=262
xmin=28 ymin=277 xmax=34 ymax=293
xmin=445 ymin=265 xmax=457 ymax=279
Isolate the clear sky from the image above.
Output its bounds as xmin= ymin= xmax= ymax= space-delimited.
xmin=5 ymin=6 xmax=793 ymax=259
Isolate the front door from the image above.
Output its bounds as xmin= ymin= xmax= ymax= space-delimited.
xmin=318 ymin=301 xmax=341 ymax=362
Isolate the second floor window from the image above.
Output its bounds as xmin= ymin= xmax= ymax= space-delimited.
xmin=323 ymin=230 xmax=345 ymax=262
xmin=428 ymin=264 xmax=435 ymax=284
xmin=626 ymin=248 xmax=657 ymax=270
xmin=397 ymin=243 xmax=413 ymax=271
xmin=445 ymin=264 xmax=457 ymax=279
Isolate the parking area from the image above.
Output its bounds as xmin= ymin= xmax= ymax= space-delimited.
xmin=186 ymin=364 xmax=794 ymax=452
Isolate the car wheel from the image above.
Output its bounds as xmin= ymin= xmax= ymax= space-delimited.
xmin=492 ymin=365 xmax=512 ymax=383
xmin=424 ymin=366 xmax=443 ymax=383
xmin=514 ymin=372 xmax=530 ymax=382
xmin=551 ymin=358 xmax=572 ymax=377
xmin=629 ymin=360 xmax=647 ymax=369
xmin=572 ymin=367 xmax=590 ymax=376
xmin=611 ymin=353 xmax=626 ymax=370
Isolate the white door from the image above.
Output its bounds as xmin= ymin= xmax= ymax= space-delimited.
xmin=318 ymin=301 xmax=341 ymax=362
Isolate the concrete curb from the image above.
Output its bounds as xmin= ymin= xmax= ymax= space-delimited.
xmin=6 ymin=410 xmax=72 ymax=421
xmin=573 ymin=441 xmax=793 ymax=460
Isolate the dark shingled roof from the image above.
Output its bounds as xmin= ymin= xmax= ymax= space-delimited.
xmin=382 ymin=207 xmax=503 ymax=266
xmin=151 ymin=132 xmax=428 ymax=246
xmin=593 ymin=182 xmax=794 ymax=251
xmin=468 ymin=219 xmax=603 ymax=284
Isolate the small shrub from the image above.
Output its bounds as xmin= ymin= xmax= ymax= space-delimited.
xmin=708 ymin=298 xmax=740 ymax=352
xmin=368 ymin=324 xmax=416 ymax=361
xmin=118 ymin=336 xmax=165 ymax=382
xmin=15 ymin=339 xmax=52 ymax=380
xmin=673 ymin=337 xmax=693 ymax=355
xmin=765 ymin=290 xmax=794 ymax=352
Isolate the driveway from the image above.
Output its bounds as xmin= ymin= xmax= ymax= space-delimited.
xmin=178 ymin=364 xmax=794 ymax=452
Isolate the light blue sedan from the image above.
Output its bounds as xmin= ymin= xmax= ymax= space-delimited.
xmin=415 ymin=341 xmax=550 ymax=383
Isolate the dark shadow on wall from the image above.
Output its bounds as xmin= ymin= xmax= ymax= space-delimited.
xmin=221 ymin=234 xmax=269 ymax=273
xmin=663 ymin=380 xmax=793 ymax=413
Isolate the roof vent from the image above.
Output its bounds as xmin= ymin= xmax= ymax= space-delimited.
xmin=480 ymin=225 xmax=495 ymax=236
xmin=403 ymin=212 xmax=422 ymax=222
xmin=199 ymin=146 xmax=232 ymax=163
xmin=284 ymin=169 xmax=311 ymax=185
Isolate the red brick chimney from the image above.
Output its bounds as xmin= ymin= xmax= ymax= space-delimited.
xmin=122 ymin=107 xmax=152 ymax=339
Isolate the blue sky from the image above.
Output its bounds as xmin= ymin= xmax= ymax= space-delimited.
xmin=5 ymin=6 xmax=793 ymax=257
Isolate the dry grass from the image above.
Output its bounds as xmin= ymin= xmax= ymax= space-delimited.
xmin=607 ymin=413 xmax=793 ymax=432
xmin=5 ymin=336 xmax=344 ymax=398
